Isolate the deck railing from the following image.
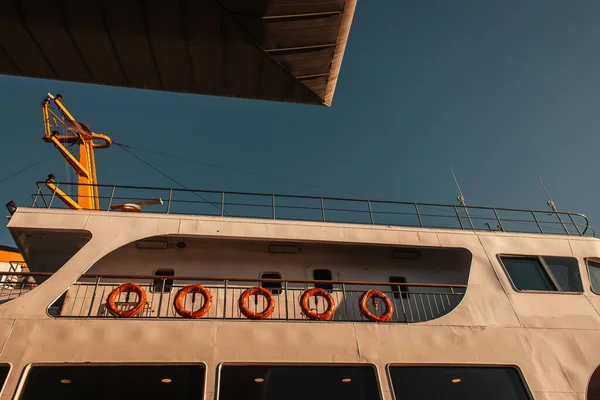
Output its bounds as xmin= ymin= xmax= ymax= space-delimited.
xmin=30 ymin=182 xmax=594 ymax=236
xmin=0 ymin=272 xmax=466 ymax=323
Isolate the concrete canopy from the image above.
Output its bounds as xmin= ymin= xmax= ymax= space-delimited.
xmin=0 ymin=0 xmax=358 ymax=106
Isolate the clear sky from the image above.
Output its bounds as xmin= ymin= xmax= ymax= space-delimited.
xmin=1 ymin=0 xmax=600 ymax=245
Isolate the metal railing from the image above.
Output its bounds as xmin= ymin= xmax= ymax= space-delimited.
xmin=0 ymin=272 xmax=466 ymax=323
xmin=31 ymin=182 xmax=594 ymax=236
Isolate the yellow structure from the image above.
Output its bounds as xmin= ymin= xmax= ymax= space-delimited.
xmin=41 ymin=93 xmax=112 ymax=210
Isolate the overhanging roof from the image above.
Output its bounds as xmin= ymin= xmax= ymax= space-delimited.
xmin=0 ymin=0 xmax=358 ymax=106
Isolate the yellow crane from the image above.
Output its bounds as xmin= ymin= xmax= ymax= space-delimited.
xmin=41 ymin=93 xmax=112 ymax=210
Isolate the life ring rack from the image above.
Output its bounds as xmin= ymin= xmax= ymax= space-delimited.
xmin=174 ymin=284 xmax=213 ymax=319
xmin=238 ymin=287 xmax=276 ymax=320
xmin=106 ymin=282 xmax=147 ymax=318
xmin=299 ymin=287 xmax=336 ymax=321
xmin=359 ymin=290 xmax=394 ymax=322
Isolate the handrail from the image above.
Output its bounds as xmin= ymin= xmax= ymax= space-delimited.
xmin=0 ymin=271 xmax=467 ymax=289
xmin=31 ymin=181 xmax=594 ymax=237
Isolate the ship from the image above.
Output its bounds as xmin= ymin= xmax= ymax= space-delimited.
xmin=1 ymin=2 xmax=600 ymax=400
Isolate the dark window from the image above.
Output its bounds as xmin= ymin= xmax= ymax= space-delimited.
xmin=544 ymin=257 xmax=582 ymax=292
xmin=500 ymin=256 xmax=582 ymax=292
xmin=261 ymin=273 xmax=282 ymax=295
xmin=0 ymin=364 xmax=9 ymax=394
xmin=390 ymin=276 xmax=409 ymax=299
xmin=19 ymin=364 xmax=205 ymax=400
xmin=313 ymin=269 xmax=333 ymax=291
xmin=389 ymin=366 xmax=531 ymax=400
xmin=152 ymin=269 xmax=174 ymax=293
xmin=219 ymin=365 xmax=381 ymax=400
xmin=588 ymin=260 xmax=600 ymax=293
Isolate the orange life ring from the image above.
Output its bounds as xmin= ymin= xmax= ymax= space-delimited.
xmin=174 ymin=284 xmax=213 ymax=319
xmin=299 ymin=287 xmax=336 ymax=320
xmin=106 ymin=283 xmax=147 ymax=318
xmin=359 ymin=290 xmax=394 ymax=322
xmin=238 ymin=287 xmax=275 ymax=320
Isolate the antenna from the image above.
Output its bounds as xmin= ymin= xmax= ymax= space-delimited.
xmin=449 ymin=166 xmax=474 ymax=229
xmin=534 ymin=169 xmax=558 ymax=212
xmin=534 ymin=169 xmax=570 ymax=234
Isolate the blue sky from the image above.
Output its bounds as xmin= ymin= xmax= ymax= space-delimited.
xmin=1 ymin=0 xmax=600 ymax=245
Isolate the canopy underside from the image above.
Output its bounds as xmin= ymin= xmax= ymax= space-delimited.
xmin=0 ymin=0 xmax=358 ymax=106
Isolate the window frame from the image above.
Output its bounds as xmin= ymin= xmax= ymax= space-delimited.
xmin=260 ymin=271 xmax=283 ymax=295
xmin=585 ymin=258 xmax=600 ymax=295
xmin=216 ymin=362 xmax=383 ymax=400
xmin=385 ymin=363 xmax=533 ymax=400
xmin=497 ymin=254 xmax=583 ymax=294
xmin=151 ymin=269 xmax=175 ymax=293
xmin=14 ymin=362 xmax=207 ymax=400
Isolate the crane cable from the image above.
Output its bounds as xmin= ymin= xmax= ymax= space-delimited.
xmin=113 ymin=142 xmax=389 ymax=201
xmin=0 ymin=153 xmax=58 ymax=185
xmin=114 ymin=143 xmax=229 ymax=215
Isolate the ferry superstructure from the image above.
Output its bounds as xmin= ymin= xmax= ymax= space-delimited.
xmin=1 ymin=2 xmax=600 ymax=399
xmin=0 ymin=95 xmax=599 ymax=400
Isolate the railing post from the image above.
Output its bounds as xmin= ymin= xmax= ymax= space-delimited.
xmin=531 ymin=211 xmax=544 ymax=234
xmin=492 ymin=208 xmax=505 ymax=232
xmin=221 ymin=193 xmax=225 ymax=217
xmin=454 ymin=206 xmax=464 ymax=230
xmin=284 ymin=281 xmax=289 ymax=320
xmin=567 ymin=213 xmax=582 ymax=236
xmin=272 ymin=195 xmax=276 ymax=220
xmin=166 ymin=189 xmax=173 ymax=214
xmin=367 ymin=200 xmax=374 ymax=225
xmin=222 ymin=280 xmax=228 ymax=319
xmin=341 ymin=283 xmax=349 ymax=322
xmin=48 ymin=182 xmax=58 ymax=208
xmin=320 ymin=198 xmax=326 ymax=222
xmin=31 ymin=188 xmax=41 ymax=207
xmin=87 ymin=276 xmax=101 ymax=317
xmin=156 ymin=278 xmax=166 ymax=318
xmin=414 ymin=204 xmax=424 ymax=228
xmin=106 ymin=186 xmax=116 ymax=211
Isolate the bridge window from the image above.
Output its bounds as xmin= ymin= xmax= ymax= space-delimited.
xmin=18 ymin=364 xmax=205 ymax=400
xmin=389 ymin=366 xmax=531 ymax=399
xmin=261 ymin=272 xmax=282 ymax=295
xmin=500 ymin=256 xmax=582 ymax=292
xmin=218 ymin=364 xmax=381 ymax=400
xmin=313 ymin=269 xmax=333 ymax=291
xmin=587 ymin=259 xmax=600 ymax=294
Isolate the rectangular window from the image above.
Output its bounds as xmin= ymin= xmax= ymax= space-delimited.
xmin=261 ymin=272 xmax=282 ymax=295
xmin=313 ymin=269 xmax=333 ymax=291
xmin=19 ymin=364 xmax=205 ymax=400
xmin=389 ymin=366 xmax=531 ymax=400
xmin=588 ymin=260 xmax=600 ymax=293
xmin=390 ymin=276 xmax=409 ymax=299
xmin=152 ymin=269 xmax=174 ymax=293
xmin=219 ymin=365 xmax=381 ymax=400
xmin=500 ymin=256 xmax=582 ymax=292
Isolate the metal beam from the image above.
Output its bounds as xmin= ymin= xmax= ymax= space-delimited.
xmin=264 ymin=43 xmax=337 ymax=53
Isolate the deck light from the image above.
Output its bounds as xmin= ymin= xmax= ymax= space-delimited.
xmin=254 ymin=378 xmax=265 ymax=383
xmin=60 ymin=379 xmax=72 ymax=384
xmin=161 ymin=378 xmax=172 ymax=383
xmin=342 ymin=378 xmax=352 ymax=383
xmin=135 ymin=240 xmax=168 ymax=249
xmin=5 ymin=201 xmax=17 ymax=216
xmin=451 ymin=378 xmax=461 ymax=383
xmin=268 ymin=245 xmax=300 ymax=254
xmin=392 ymin=250 xmax=420 ymax=260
